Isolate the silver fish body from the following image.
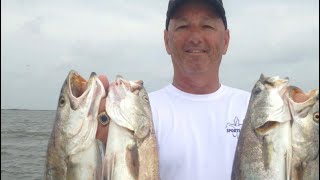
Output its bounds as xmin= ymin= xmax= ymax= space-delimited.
xmin=103 ymin=75 xmax=159 ymax=180
xmin=288 ymin=86 xmax=319 ymax=180
xmin=45 ymin=70 xmax=105 ymax=180
xmin=231 ymin=74 xmax=292 ymax=180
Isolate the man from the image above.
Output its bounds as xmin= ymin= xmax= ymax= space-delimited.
xmin=97 ymin=0 xmax=250 ymax=179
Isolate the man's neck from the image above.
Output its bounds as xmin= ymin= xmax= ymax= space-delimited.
xmin=172 ymin=74 xmax=221 ymax=94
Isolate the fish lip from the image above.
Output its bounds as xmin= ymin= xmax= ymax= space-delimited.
xmin=109 ymin=74 xmax=142 ymax=99
xmin=283 ymin=77 xmax=289 ymax=85
xmin=277 ymin=78 xmax=290 ymax=97
xmin=288 ymin=86 xmax=303 ymax=99
xmin=106 ymin=79 xmax=126 ymax=108
xmin=113 ymin=75 xmax=131 ymax=98
xmin=66 ymin=70 xmax=102 ymax=111
xmin=67 ymin=70 xmax=97 ymax=99
xmin=288 ymin=86 xmax=319 ymax=104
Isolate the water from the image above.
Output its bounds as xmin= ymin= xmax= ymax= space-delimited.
xmin=1 ymin=109 xmax=56 ymax=179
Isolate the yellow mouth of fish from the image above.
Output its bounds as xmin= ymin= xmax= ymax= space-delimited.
xmin=68 ymin=71 xmax=90 ymax=98
xmin=66 ymin=70 xmax=101 ymax=111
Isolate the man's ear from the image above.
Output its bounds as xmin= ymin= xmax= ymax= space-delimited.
xmin=222 ymin=29 xmax=230 ymax=55
xmin=164 ymin=30 xmax=171 ymax=55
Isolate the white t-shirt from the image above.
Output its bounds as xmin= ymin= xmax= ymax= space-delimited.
xmin=149 ymin=84 xmax=250 ymax=180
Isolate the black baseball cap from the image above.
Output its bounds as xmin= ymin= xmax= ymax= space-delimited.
xmin=165 ymin=0 xmax=227 ymax=30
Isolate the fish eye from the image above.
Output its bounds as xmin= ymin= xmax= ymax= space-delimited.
xmin=252 ymin=85 xmax=262 ymax=94
xmin=59 ymin=96 xmax=66 ymax=107
xmin=252 ymin=82 xmax=264 ymax=94
xmin=142 ymin=94 xmax=149 ymax=102
xmin=253 ymin=88 xmax=261 ymax=94
xmin=313 ymin=112 xmax=319 ymax=123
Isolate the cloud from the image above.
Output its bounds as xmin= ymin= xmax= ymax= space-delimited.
xmin=1 ymin=0 xmax=318 ymax=110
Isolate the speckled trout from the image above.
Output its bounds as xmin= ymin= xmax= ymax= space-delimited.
xmin=288 ymin=86 xmax=319 ymax=180
xmin=45 ymin=70 xmax=105 ymax=180
xmin=103 ymin=75 xmax=159 ymax=180
xmin=231 ymin=74 xmax=292 ymax=180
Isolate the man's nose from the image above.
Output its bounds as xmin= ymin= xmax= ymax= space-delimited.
xmin=188 ymin=29 xmax=203 ymax=45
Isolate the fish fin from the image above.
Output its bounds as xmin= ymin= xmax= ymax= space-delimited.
xmin=262 ymin=136 xmax=272 ymax=169
xmin=285 ymin=137 xmax=292 ymax=180
xmin=95 ymin=141 xmax=103 ymax=180
xmin=126 ymin=144 xmax=139 ymax=179
xmin=134 ymin=117 xmax=150 ymax=139
xmin=291 ymin=160 xmax=304 ymax=180
xmin=104 ymin=153 xmax=116 ymax=180
xmin=285 ymin=152 xmax=290 ymax=180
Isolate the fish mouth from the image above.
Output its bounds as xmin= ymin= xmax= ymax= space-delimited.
xmin=67 ymin=70 xmax=102 ymax=111
xmin=288 ymin=86 xmax=319 ymax=103
xmin=68 ymin=70 xmax=87 ymax=98
xmin=288 ymin=86 xmax=319 ymax=124
xmin=253 ymin=76 xmax=291 ymax=135
xmin=114 ymin=75 xmax=131 ymax=98
xmin=109 ymin=75 xmax=143 ymax=99
xmin=262 ymin=75 xmax=289 ymax=89
xmin=267 ymin=76 xmax=289 ymax=93
xmin=106 ymin=75 xmax=145 ymax=134
xmin=255 ymin=121 xmax=281 ymax=135
xmin=279 ymin=78 xmax=289 ymax=95
xmin=67 ymin=70 xmax=97 ymax=99
xmin=62 ymin=71 xmax=104 ymax=154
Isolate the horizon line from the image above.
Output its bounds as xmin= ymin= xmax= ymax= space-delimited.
xmin=1 ymin=108 xmax=55 ymax=111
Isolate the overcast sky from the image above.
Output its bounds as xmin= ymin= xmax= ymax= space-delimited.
xmin=2 ymin=0 xmax=319 ymax=110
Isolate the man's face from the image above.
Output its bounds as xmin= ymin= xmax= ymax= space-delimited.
xmin=164 ymin=1 xmax=229 ymax=76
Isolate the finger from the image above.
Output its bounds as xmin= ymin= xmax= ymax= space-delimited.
xmin=99 ymin=98 xmax=106 ymax=113
xmin=98 ymin=74 xmax=108 ymax=113
xmin=98 ymin=74 xmax=110 ymax=92
xmin=96 ymin=120 xmax=109 ymax=144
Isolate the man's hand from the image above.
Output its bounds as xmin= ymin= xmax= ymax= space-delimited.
xmin=96 ymin=74 xmax=109 ymax=144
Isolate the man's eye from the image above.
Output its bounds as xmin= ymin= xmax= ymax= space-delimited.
xmin=176 ymin=25 xmax=188 ymax=30
xmin=203 ymin=25 xmax=214 ymax=29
